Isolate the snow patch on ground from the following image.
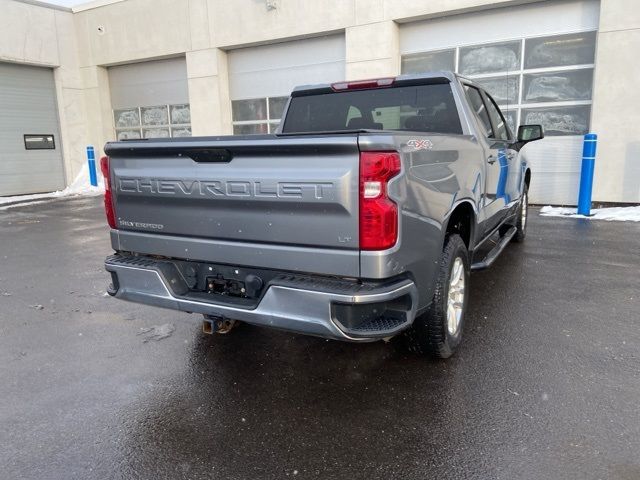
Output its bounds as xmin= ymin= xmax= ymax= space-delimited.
xmin=540 ymin=205 xmax=640 ymax=222
xmin=0 ymin=164 xmax=104 ymax=209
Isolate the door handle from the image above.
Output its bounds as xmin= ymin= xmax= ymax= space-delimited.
xmin=487 ymin=154 xmax=497 ymax=164
xmin=507 ymin=152 xmax=516 ymax=161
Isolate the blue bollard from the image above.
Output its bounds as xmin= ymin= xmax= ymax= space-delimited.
xmin=577 ymin=133 xmax=597 ymax=216
xmin=87 ymin=146 xmax=98 ymax=187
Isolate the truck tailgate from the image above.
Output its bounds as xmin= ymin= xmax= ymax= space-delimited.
xmin=105 ymin=135 xmax=360 ymax=274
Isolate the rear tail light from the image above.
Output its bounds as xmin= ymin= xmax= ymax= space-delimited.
xmin=99 ymin=156 xmax=116 ymax=229
xmin=359 ymin=151 xmax=401 ymax=250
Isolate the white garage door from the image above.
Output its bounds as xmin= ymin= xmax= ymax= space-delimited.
xmin=0 ymin=63 xmax=65 ymax=197
xmin=228 ymin=35 xmax=345 ymax=134
xmin=400 ymin=0 xmax=600 ymax=205
xmin=109 ymin=57 xmax=192 ymax=140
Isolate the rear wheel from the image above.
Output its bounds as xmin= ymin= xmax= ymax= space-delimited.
xmin=513 ymin=185 xmax=529 ymax=243
xmin=402 ymin=234 xmax=469 ymax=358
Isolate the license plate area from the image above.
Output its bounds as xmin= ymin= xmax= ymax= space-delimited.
xmin=206 ymin=275 xmax=247 ymax=298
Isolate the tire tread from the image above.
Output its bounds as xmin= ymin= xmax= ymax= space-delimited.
xmin=402 ymin=234 xmax=468 ymax=358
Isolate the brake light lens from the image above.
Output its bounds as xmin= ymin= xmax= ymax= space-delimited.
xmin=331 ymin=77 xmax=395 ymax=91
xmin=359 ymin=151 xmax=401 ymax=250
xmin=99 ymin=156 xmax=116 ymax=229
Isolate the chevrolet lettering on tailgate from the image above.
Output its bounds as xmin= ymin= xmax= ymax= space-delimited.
xmin=117 ymin=178 xmax=334 ymax=199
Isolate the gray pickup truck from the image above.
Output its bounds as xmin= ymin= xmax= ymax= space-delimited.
xmin=102 ymin=71 xmax=543 ymax=358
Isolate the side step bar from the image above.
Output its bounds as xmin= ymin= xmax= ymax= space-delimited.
xmin=471 ymin=226 xmax=516 ymax=271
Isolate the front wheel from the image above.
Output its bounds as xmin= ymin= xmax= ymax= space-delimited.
xmin=401 ymin=234 xmax=470 ymax=358
xmin=513 ymin=185 xmax=529 ymax=243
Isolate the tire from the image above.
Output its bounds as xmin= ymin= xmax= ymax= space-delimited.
xmin=513 ymin=185 xmax=529 ymax=243
xmin=401 ymin=234 xmax=470 ymax=358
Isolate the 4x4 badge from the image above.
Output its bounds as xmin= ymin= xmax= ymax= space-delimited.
xmin=407 ymin=139 xmax=433 ymax=150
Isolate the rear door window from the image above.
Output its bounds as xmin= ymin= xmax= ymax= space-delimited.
xmin=483 ymin=91 xmax=511 ymax=141
xmin=463 ymin=85 xmax=493 ymax=138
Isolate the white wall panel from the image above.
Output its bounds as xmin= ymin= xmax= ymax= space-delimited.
xmin=228 ymin=35 xmax=345 ymax=100
xmin=521 ymin=136 xmax=584 ymax=205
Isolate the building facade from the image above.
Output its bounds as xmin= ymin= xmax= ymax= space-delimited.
xmin=0 ymin=0 xmax=638 ymax=204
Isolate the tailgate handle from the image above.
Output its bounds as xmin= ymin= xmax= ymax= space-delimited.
xmin=187 ymin=148 xmax=233 ymax=163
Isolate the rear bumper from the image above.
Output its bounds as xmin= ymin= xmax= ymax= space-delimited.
xmin=105 ymin=255 xmax=418 ymax=342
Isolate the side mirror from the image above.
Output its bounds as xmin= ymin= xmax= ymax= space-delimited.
xmin=513 ymin=124 xmax=544 ymax=151
xmin=517 ymin=124 xmax=544 ymax=142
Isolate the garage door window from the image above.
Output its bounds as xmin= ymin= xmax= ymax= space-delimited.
xmin=459 ymin=41 xmax=521 ymax=76
xmin=24 ymin=134 xmax=55 ymax=150
xmin=401 ymin=31 xmax=596 ymax=136
xmin=401 ymin=49 xmax=455 ymax=74
xmin=114 ymin=104 xmax=191 ymax=140
xmin=232 ymin=96 xmax=288 ymax=134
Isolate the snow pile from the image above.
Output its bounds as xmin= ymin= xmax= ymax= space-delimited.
xmin=0 ymin=164 xmax=104 ymax=208
xmin=540 ymin=205 xmax=640 ymax=222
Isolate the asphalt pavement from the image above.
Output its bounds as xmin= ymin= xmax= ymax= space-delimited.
xmin=0 ymin=197 xmax=639 ymax=480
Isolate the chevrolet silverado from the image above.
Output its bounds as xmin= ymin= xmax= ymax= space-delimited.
xmin=102 ymin=71 xmax=543 ymax=358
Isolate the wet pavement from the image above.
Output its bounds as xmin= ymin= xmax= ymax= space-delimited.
xmin=1 ymin=197 xmax=639 ymax=480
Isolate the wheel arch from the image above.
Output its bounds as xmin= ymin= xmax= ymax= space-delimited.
xmin=443 ymin=200 xmax=477 ymax=252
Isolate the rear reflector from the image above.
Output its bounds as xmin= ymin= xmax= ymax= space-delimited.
xmin=331 ymin=77 xmax=395 ymax=91
xmin=359 ymin=151 xmax=401 ymax=250
xmin=99 ymin=156 xmax=116 ymax=229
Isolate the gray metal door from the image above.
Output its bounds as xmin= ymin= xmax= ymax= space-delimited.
xmin=0 ymin=62 xmax=65 ymax=196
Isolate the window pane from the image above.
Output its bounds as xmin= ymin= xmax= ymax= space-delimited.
xmin=171 ymin=126 xmax=192 ymax=137
xmin=268 ymin=122 xmax=280 ymax=134
xmin=522 ymin=69 xmax=593 ymax=103
xmin=484 ymin=94 xmax=509 ymax=141
xmin=233 ymin=123 xmax=268 ymax=135
xmin=24 ymin=134 xmax=55 ymax=150
xmin=521 ymin=105 xmax=590 ymax=136
xmin=459 ymin=41 xmax=521 ymax=75
xmin=268 ymin=96 xmax=288 ymax=120
xmin=475 ymin=75 xmax=520 ymax=105
xmin=345 ymin=106 xmax=362 ymax=126
xmin=142 ymin=128 xmax=170 ymax=138
xmin=401 ymin=49 xmax=456 ymax=74
xmin=525 ymin=31 xmax=597 ymax=69
xmin=502 ymin=110 xmax=517 ymax=134
xmin=141 ymin=105 xmax=169 ymax=126
xmin=463 ymin=85 xmax=493 ymax=137
xmin=283 ymin=83 xmax=462 ymax=134
xmin=232 ymin=98 xmax=267 ymax=121
xmin=114 ymin=108 xmax=140 ymax=128
xmin=116 ymin=129 xmax=141 ymax=140
xmin=372 ymin=106 xmax=402 ymax=129
xmin=170 ymin=104 xmax=191 ymax=125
